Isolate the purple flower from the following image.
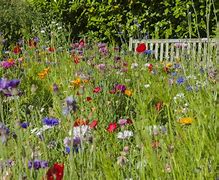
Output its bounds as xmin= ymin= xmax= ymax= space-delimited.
xmin=65 ymin=146 xmax=79 ymax=154
xmin=65 ymin=146 xmax=71 ymax=154
xmin=42 ymin=117 xmax=59 ymax=126
xmin=0 ymin=79 xmax=20 ymax=90
xmin=20 ymin=122 xmax=29 ymax=129
xmin=33 ymin=160 xmax=41 ymax=170
xmin=174 ymin=63 xmax=181 ymax=69
xmin=7 ymin=79 xmax=20 ymax=88
xmin=1 ymin=61 xmax=15 ymax=69
xmin=65 ymin=96 xmax=77 ymax=112
xmin=176 ymin=77 xmax=185 ymax=85
xmin=53 ymin=83 xmax=59 ymax=92
xmin=40 ymin=161 xmax=48 ymax=168
xmin=0 ymin=123 xmax=9 ymax=143
xmin=0 ymin=78 xmax=7 ymax=90
xmin=33 ymin=37 xmax=39 ymax=43
xmin=144 ymin=50 xmax=153 ymax=55
xmin=28 ymin=160 xmax=48 ymax=170
xmin=115 ymin=84 xmax=126 ymax=93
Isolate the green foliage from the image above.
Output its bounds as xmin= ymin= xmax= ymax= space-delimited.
xmin=28 ymin=0 xmax=217 ymax=43
xmin=0 ymin=0 xmax=35 ymax=43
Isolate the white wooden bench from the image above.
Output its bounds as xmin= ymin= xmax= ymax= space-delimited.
xmin=129 ymin=38 xmax=219 ymax=63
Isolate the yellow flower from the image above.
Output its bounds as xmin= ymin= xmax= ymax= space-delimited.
xmin=178 ymin=117 xmax=193 ymax=125
xmin=166 ymin=63 xmax=172 ymax=68
xmin=71 ymin=78 xmax=81 ymax=87
xmin=38 ymin=72 xmax=47 ymax=79
xmin=124 ymin=89 xmax=132 ymax=97
xmin=7 ymin=58 xmax=14 ymax=63
xmin=38 ymin=67 xmax=49 ymax=79
xmin=43 ymin=67 xmax=50 ymax=73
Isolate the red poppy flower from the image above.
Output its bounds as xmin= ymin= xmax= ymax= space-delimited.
xmin=73 ymin=55 xmax=80 ymax=64
xmin=136 ymin=43 xmax=147 ymax=53
xmin=46 ymin=163 xmax=64 ymax=180
xmin=164 ymin=67 xmax=169 ymax=73
xmin=93 ymin=87 xmax=102 ymax=93
xmin=13 ymin=46 xmax=21 ymax=54
xmin=148 ymin=64 xmax=153 ymax=72
xmin=107 ymin=122 xmax=117 ymax=133
xmin=89 ymin=120 xmax=98 ymax=129
xmin=48 ymin=47 xmax=55 ymax=52
xmin=86 ymin=97 xmax=92 ymax=102
xmin=155 ymin=102 xmax=163 ymax=111
xmin=126 ymin=118 xmax=133 ymax=125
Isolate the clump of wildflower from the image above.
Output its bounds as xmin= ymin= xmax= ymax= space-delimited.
xmin=107 ymin=122 xmax=117 ymax=133
xmin=42 ymin=117 xmax=59 ymax=126
xmin=38 ymin=67 xmax=50 ymax=79
xmin=178 ymin=117 xmax=193 ymax=125
xmin=65 ymin=119 xmax=96 ymax=154
xmin=98 ymin=43 xmax=108 ymax=55
xmin=52 ymin=83 xmax=59 ymax=92
xmin=115 ymin=84 xmax=126 ymax=93
xmin=28 ymin=160 xmax=48 ymax=170
xmin=20 ymin=122 xmax=30 ymax=129
xmin=124 ymin=89 xmax=132 ymax=97
xmin=62 ymin=96 xmax=77 ymax=115
xmin=176 ymin=77 xmax=185 ymax=85
xmin=117 ymin=130 xmax=133 ymax=140
xmin=118 ymin=118 xmax=133 ymax=126
xmin=70 ymin=78 xmax=81 ymax=87
xmin=0 ymin=78 xmax=21 ymax=96
xmin=1 ymin=58 xmax=15 ymax=69
xmin=46 ymin=163 xmax=64 ymax=180
xmin=93 ymin=87 xmax=102 ymax=93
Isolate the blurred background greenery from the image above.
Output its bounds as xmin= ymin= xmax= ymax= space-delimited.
xmin=0 ymin=0 xmax=218 ymax=44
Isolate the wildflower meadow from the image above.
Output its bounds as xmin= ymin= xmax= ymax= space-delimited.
xmin=0 ymin=0 xmax=218 ymax=179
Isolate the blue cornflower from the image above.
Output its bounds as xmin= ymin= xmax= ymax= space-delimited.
xmin=42 ymin=117 xmax=59 ymax=126
xmin=65 ymin=146 xmax=79 ymax=154
xmin=176 ymin=77 xmax=185 ymax=85
xmin=144 ymin=50 xmax=153 ymax=55
xmin=171 ymin=72 xmax=177 ymax=76
xmin=20 ymin=122 xmax=29 ymax=129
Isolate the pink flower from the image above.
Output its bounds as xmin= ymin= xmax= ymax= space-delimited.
xmin=107 ymin=122 xmax=117 ymax=133
xmin=93 ymin=87 xmax=102 ymax=93
xmin=118 ymin=119 xmax=127 ymax=126
xmin=89 ymin=120 xmax=98 ymax=129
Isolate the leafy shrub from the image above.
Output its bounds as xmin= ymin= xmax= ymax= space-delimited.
xmin=28 ymin=0 xmax=217 ymax=43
